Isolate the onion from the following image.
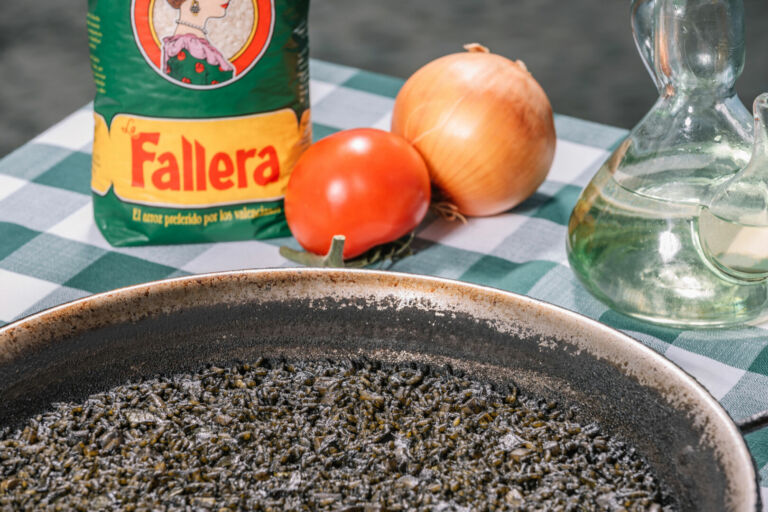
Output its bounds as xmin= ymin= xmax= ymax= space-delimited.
xmin=391 ymin=44 xmax=556 ymax=217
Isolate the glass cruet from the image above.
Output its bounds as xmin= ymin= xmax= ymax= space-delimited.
xmin=567 ymin=0 xmax=768 ymax=328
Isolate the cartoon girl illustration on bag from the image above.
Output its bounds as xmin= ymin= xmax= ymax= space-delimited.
xmin=162 ymin=0 xmax=235 ymax=86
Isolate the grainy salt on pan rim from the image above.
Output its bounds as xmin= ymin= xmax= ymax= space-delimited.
xmin=130 ymin=0 xmax=276 ymax=91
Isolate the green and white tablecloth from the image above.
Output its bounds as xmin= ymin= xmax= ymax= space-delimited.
xmin=1 ymin=59 xmax=768 ymax=503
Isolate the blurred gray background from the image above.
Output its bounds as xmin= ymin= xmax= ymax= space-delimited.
xmin=1 ymin=1 xmax=767 ymax=156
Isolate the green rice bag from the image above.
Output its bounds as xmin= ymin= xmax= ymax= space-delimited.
xmin=87 ymin=0 xmax=311 ymax=246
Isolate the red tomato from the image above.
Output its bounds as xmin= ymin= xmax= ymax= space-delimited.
xmin=285 ymin=128 xmax=431 ymax=259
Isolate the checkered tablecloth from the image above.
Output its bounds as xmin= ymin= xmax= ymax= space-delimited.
xmin=2 ymin=59 xmax=768 ymax=503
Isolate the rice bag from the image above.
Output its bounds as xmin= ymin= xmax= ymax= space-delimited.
xmin=87 ymin=0 xmax=311 ymax=245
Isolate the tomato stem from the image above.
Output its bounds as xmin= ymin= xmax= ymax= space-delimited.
xmin=279 ymin=233 xmax=416 ymax=268
xmin=280 ymin=235 xmax=347 ymax=267
xmin=324 ymin=235 xmax=347 ymax=267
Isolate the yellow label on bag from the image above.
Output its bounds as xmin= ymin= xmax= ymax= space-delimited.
xmin=92 ymin=109 xmax=311 ymax=208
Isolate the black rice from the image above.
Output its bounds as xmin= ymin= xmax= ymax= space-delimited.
xmin=0 ymin=359 xmax=674 ymax=511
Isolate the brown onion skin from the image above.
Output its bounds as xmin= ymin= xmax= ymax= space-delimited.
xmin=392 ymin=50 xmax=556 ymax=217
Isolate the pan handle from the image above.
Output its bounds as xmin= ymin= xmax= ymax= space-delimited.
xmin=737 ymin=410 xmax=768 ymax=435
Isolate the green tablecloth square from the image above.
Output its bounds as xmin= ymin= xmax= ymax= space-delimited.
xmin=746 ymin=428 xmax=768 ymax=475
xmin=18 ymin=286 xmax=91 ymax=321
xmin=721 ymin=372 xmax=768 ymax=421
xmin=0 ymin=222 xmax=39 ymax=261
xmin=0 ymin=233 xmax=106 ymax=285
xmin=0 ymin=144 xmax=72 ymax=180
xmin=672 ymin=330 xmax=768 ymax=371
xmin=749 ymin=345 xmax=768 ymax=375
xmin=490 ymin=218 xmax=566 ymax=265
xmin=261 ymin=235 xmax=300 ymax=250
xmin=309 ymin=60 xmax=358 ymax=85
xmin=343 ymin=70 xmax=403 ymax=99
xmin=64 ymin=252 xmax=180 ymax=294
xmin=111 ymin=243 xmax=213 ymax=270
xmin=531 ymin=184 xmax=583 ymax=227
xmin=513 ymin=180 xmax=569 ymax=216
xmin=312 ymin=123 xmax=341 ymax=142
xmin=460 ymin=256 xmax=558 ymax=295
xmin=598 ymin=310 xmax=683 ymax=344
xmin=0 ymin=183 xmax=90 ymax=232
xmin=527 ymin=265 xmax=610 ymax=320
xmin=388 ymin=238 xmax=485 ymax=280
xmin=33 ymin=151 xmax=92 ymax=195
xmin=311 ymin=87 xmax=394 ymax=131
xmin=554 ymin=114 xmax=628 ymax=150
